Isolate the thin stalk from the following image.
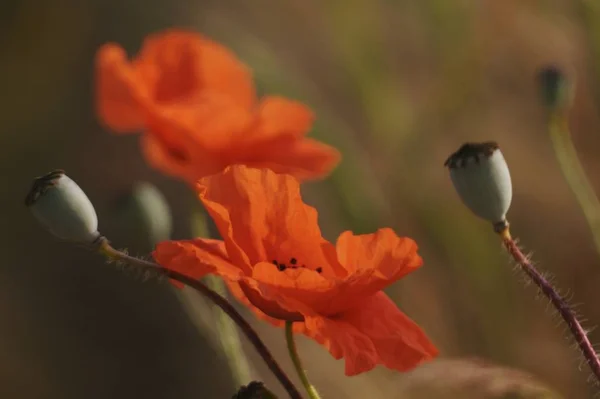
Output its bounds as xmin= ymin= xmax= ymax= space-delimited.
xmin=97 ymin=237 xmax=302 ymax=399
xmin=284 ymin=321 xmax=321 ymax=399
xmin=548 ymin=112 xmax=600 ymax=257
xmin=498 ymin=227 xmax=600 ymax=384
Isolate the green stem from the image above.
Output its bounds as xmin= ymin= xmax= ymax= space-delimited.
xmin=548 ymin=112 xmax=600 ymax=257
xmin=285 ymin=321 xmax=321 ymax=399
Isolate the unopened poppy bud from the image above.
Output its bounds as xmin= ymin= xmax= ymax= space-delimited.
xmin=537 ymin=65 xmax=573 ymax=111
xmin=110 ymin=182 xmax=172 ymax=251
xmin=25 ymin=170 xmax=100 ymax=244
xmin=444 ymin=142 xmax=513 ymax=231
xmin=232 ymin=381 xmax=276 ymax=399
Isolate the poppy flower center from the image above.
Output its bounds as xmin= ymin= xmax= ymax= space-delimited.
xmin=271 ymin=257 xmax=323 ymax=274
xmin=238 ymin=257 xmax=326 ymax=323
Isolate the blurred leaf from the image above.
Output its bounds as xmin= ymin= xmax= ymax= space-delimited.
xmin=190 ymin=205 xmax=252 ymax=386
xmin=547 ymin=112 xmax=600 ymax=261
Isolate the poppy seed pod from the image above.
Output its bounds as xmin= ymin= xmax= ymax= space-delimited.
xmin=537 ymin=65 xmax=573 ymax=111
xmin=444 ymin=142 xmax=513 ymax=229
xmin=25 ymin=170 xmax=100 ymax=244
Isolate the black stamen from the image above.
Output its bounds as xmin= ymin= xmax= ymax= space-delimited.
xmin=316 ymin=267 xmax=323 ymax=273
xmin=272 ymin=260 xmax=278 ymax=266
xmin=290 ymin=258 xmax=297 ymax=265
xmin=278 ymin=264 xmax=286 ymax=271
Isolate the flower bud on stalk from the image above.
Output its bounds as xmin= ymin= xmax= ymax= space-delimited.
xmin=444 ymin=142 xmax=513 ymax=233
xmin=25 ymin=170 xmax=100 ymax=244
xmin=537 ymin=65 xmax=574 ymax=112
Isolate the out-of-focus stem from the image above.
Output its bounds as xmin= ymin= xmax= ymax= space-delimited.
xmin=548 ymin=112 xmax=600 ymax=256
xmin=285 ymin=321 xmax=321 ymax=399
xmin=498 ymin=227 xmax=600 ymax=384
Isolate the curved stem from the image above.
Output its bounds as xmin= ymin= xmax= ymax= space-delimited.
xmin=548 ymin=112 xmax=600 ymax=258
xmin=499 ymin=228 xmax=600 ymax=384
xmin=285 ymin=321 xmax=321 ymax=399
xmin=97 ymin=237 xmax=302 ymax=399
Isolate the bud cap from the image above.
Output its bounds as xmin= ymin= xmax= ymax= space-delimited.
xmin=25 ymin=170 xmax=99 ymax=243
xmin=445 ymin=142 xmax=513 ymax=224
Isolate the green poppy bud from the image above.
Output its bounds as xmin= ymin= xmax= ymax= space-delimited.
xmin=109 ymin=182 xmax=172 ymax=252
xmin=25 ymin=170 xmax=100 ymax=244
xmin=445 ymin=142 xmax=513 ymax=230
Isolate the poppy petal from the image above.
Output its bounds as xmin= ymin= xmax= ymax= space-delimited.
xmin=137 ymin=30 xmax=255 ymax=108
xmin=140 ymin=96 xmax=253 ymax=184
xmin=197 ymin=166 xmax=336 ymax=274
xmin=334 ymin=228 xmax=423 ymax=299
xmin=96 ymin=43 xmax=149 ymax=132
xmin=246 ymin=137 xmax=341 ymax=181
xmin=226 ymin=281 xmax=311 ymax=335
xmin=247 ymin=228 xmax=421 ymax=317
xmin=303 ymin=292 xmax=438 ymax=376
xmin=250 ymin=261 xmax=339 ymax=316
xmin=150 ymin=95 xmax=253 ymax=150
xmin=251 ymin=96 xmax=314 ymax=141
xmin=153 ymin=238 xmax=245 ymax=287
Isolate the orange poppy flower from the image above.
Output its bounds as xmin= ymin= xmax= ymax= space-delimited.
xmin=154 ymin=165 xmax=438 ymax=375
xmin=95 ymin=29 xmax=340 ymax=183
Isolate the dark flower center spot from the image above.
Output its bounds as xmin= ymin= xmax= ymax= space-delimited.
xmin=271 ymin=258 xmax=322 ymax=273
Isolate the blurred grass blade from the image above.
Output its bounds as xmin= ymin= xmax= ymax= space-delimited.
xmin=548 ymin=113 xmax=600 ymax=257
xmin=192 ymin=206 xmax=252 ymax=386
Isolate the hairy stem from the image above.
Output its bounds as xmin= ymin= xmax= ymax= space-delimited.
xmin=97 ymin=237 xmax=302 ymax=399
xmin=285 ymin=321 xmax=321 ymax=399
xmin=499 ymin=228 xmax=600 ymax=384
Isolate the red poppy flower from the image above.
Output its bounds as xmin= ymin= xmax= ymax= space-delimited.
xmin=95 ymin=29 xmax=340 ymax=183
xmin=154 ymin=165 xmax=438 ymax=375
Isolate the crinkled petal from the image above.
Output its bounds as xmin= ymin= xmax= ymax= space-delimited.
xmin=303 ymin=293 xmax=438 ymax=376
xmin=153 ymin=238 xmax=246 ymax=288
xmin=334 ymin=228 xmax=423 ymax=301
xmin=95 ymin=43 xmax=149 ymax=132
xmin=197 ymin=166 xmax=341 ymax=275
xmin=251 ymin=261 xmax=341 ymax=317
xmin=249 ymin=228 xmax=422 ymax=316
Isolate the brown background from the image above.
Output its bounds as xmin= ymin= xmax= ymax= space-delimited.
xmin=3 ymin=0 xmax=600 ymax=398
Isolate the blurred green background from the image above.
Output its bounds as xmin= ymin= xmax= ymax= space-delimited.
xmin=4 ymin=0 xmax=600 ymax=397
